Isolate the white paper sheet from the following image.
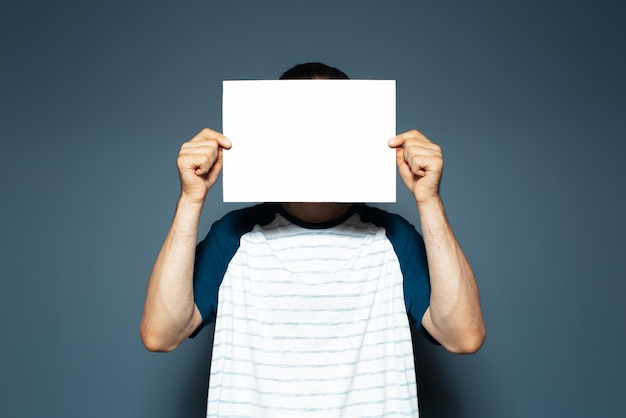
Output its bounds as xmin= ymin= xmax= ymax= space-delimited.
xmin=222 ymin=80 xmax=396 ymax=202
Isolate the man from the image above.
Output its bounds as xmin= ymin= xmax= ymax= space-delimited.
xmin=141 ymin=63 xmax=485 ymax=417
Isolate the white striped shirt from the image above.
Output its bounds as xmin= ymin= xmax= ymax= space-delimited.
xmin=192 ymin=204 xmax=432 ymax=417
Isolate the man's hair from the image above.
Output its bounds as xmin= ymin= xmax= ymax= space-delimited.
xmin=280 ymin=62 xmax=350 ymax=80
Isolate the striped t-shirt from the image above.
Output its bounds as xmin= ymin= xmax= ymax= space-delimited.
xmin=192 ymin=203 xmax=432 ymax=417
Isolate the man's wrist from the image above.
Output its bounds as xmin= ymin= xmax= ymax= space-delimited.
xmin=415 ymin=194 xmax=443 ymax=210
xmin=178 ymin=191 xmax=207 ymax=208
xmin=416 ymin=195 xmax=447 ymax=224
xmin=172 ymin=193 xmax=205 ymax=235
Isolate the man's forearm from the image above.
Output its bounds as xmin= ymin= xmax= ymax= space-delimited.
xmin=140 ymin=195 xmax=204 ymax=352
xmin=418 ymin=197 xmax=485 ymax=353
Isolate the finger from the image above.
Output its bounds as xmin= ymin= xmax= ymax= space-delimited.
xmin=206 ymin=147 xmax=224 ymax=184
xmin=403 ymin=142 xmax=442 ymax=158
xmin=178 ymin=145 xmax=219 ymax=176
xmin=395 ymin=147 xmax=421 ymax=189
xmin=402 ymin=147 xmax=422 ymax=175
xmin=191 ymin=128 xmax=232 ymax=149
xmin=180 ymin=154 xmax=212 ymax=176
xmin=180 ymin=136 xmax=222 ymax=165
xmin=180 ymin=141 xmax=219 ymax=154
xmin=194 ymin=156 xmax=212 ymax=176
xmin=388 ymin=129 xmax=431 ymax=148
xmin=395 ymin=147 xmax=413 ymax=174
xmin=404 ymin=146 xmax=443 ymax=177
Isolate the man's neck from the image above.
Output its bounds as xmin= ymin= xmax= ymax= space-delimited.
xmin=281 ymin=203 xmax=353 ymax=224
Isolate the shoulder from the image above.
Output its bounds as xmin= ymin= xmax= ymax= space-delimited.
xmin=353 ymin=205 xmax=419 ymax=235
xmin=196 ymin=203 xmax=280 ymax=256
xmin=207 ymin=203 xmax=280 ymax=238
xmin=353 ymin=204 xmax=426 ymax=258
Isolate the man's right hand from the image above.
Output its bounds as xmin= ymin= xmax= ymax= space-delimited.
xmin=177 ymin=128 xmax=232 ymax=203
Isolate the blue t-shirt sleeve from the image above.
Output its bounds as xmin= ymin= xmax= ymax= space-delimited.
xmin=395 ymin=224 xmax=440 ymax=344
xmin=190 ymin=211 xmax=246 ymax=337
xmin=388 ymin=217 xmax=431 ymax=324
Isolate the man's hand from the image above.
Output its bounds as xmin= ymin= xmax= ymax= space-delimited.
xmin=177 ymin=128 xmax=232 ymax=203
xmin=388 ymin=130 xmax=443 ymax=204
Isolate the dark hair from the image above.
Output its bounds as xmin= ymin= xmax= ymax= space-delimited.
xmin=279 ymin=62 xmax=349 ymax=80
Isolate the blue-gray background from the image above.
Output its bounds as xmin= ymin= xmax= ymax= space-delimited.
xmin=2 ymin=0 xmax=624 ymax=417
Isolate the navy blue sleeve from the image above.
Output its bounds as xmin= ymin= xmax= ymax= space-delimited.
xmin=190 ymin=213 xmax=241 ymax=337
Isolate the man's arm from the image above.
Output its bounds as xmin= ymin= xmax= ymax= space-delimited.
xmin=140 ymin=128 xmax=231 ymax=352
xmin=389 ymin=130 xmax=486 ymax=354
